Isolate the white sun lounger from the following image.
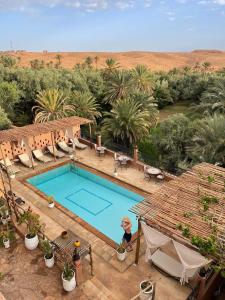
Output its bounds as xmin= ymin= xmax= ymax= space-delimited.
xmin=151 ymin=249 xmax=197 ymax=281
xmin=33 ymin=149 xmax=52 ymax=163
xmin=58 ymin=141 xmax=74 ymax=154
xmin=70 ymin=138 xmax=87 ymax=150
xmin=47 ymin=145 xmax=65 ymax=158
xmin=0 ymin=158 xmax=20 ymax=173
xmin=18 ymin=153 xmax=37 ymax=168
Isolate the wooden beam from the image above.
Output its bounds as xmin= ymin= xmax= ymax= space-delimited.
xmin=50 ymin=131 xmax=56 ymax=161
xmin=135 ymin=218 xmax=142 ymax=265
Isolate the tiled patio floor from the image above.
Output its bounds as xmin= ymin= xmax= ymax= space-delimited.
xmin=1 ymin=147 xmax=192 ymax=299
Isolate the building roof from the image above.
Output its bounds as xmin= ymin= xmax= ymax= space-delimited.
xmin=0 ymin=116 xmax=91 ymax=143
xmin=131 ymin=163 xmax=225 ymax=249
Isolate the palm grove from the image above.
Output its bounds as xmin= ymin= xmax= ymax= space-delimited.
xmin=0 ymin=54 xmax=224 ymax=173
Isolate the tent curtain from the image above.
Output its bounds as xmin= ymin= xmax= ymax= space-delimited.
xmin=141 ymin=221 xmax=210 ymax=284
xmin=141 ymin=221 xmax=171 ymax=262
xmin=173 ymin=240 xmax=210 ymax=284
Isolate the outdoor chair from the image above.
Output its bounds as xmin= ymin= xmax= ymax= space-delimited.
xmin=18 ymin=153 xmax=37 ymax=168
xmin=70 ymin=138 xmax=87 ymax=150
xmin=33 ymin=149 xmax=52 ymax=163
xmin=119 ymin=159 xmax=127 ymax=169
xmin=156 ymin=173 xmax=165 ymax=181
xmin=47 ymin=145 xmax=65 ymax=158
xmin=57 ymin=141 xmax=74 ymax=154
xmin=144 ymin=165 xmax=150 ymax=180
xmin=0 ymin=158 xmax=20 ymax=174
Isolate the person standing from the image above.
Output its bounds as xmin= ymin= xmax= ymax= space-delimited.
xmin=121 ymin=216 xmax=133 ymax=252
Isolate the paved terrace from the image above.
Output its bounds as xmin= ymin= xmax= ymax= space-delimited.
xmin=1 ymin=147 xmax=192 ymax=299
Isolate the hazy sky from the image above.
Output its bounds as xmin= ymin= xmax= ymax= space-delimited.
xmin=0 ymin=0 xmax=225 ymax=52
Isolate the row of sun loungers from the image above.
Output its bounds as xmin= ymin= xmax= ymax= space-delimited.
xmin=0 ymin=138 xmax=87 ymax=171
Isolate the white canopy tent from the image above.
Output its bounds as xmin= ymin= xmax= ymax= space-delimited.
xmin=141 ymin=221 xmax=211 ymax=284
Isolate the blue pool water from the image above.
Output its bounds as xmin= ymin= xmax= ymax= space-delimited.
xmin=28 ymin=164 xmax=143 ymax=243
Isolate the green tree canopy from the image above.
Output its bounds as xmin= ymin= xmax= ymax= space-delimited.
xmin=0 ymin=106 xmax=11 ymax=130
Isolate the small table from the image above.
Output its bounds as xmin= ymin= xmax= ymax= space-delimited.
xmin=118 ymin=155 xmax=131 ymax=162
xmin=147 ymin=167 xmax=162 ymax=176
xmin=52 ymin=230 xmax=94 ymax=277
xmin=96 ymin=146 xmax=106 ymax=156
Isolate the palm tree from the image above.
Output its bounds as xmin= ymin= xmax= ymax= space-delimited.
xmin=102 ymin=98 xmax=155 ymax=146
xmin=84 ymin=56 xmax=93 ymax=68
xmin=191 ymin=79 xmax=225 ymax=115
xmin=33 ymin=89 xmax=75 ymax=123
xmin=132 ymin=65 xmax=154 ymax=92
xmin=188 ymin=114 xmax=225 ymax=164
xmin=55 ymin=54 xmax=62 ymax=66
xmin=104 ymin=70 xmax=132 ymax=104
xmin=104 ymin=58 xmax=120 ymax=73
xmin=70 ymin=91 xmax=101 ymax=122
xmin=94 ymin=56 xmax=99 ymax=70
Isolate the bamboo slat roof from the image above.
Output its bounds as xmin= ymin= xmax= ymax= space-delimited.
xmin=0 ymin=116 xmax=91 ymax=143
xmin=131 ymin=163 xmax=225 ymax=246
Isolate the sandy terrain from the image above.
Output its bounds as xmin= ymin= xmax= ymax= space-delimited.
xmin=2 ymin=50 xmax=225 ymax=71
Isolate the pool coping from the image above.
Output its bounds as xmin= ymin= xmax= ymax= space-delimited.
xmin=19 ymin=159 xmax=150 ymax=249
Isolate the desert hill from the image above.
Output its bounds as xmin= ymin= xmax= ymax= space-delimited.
xmin=3 ymin=50 xmax=225 ymax=71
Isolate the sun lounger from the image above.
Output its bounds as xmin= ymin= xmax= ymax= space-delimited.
xmin=58 ymin=141 xmax=74 ymax=154
xmin=33 ymin=149 xmax=52 ymax=163
xmin=47 ymin=145 xmax=65 ymax=158
xmin=70 ymin=138 xmax=87 ymax=150
xmin=18 ymin=153 xmax=37 ymax=168
xmin=0 ymin=158 xmax=20 ymax=173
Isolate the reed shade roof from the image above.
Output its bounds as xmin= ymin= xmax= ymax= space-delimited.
xmin=131 ymin=163 xmax=225 ymax=249
xmin=0 ymin=116 xmax=91 ymax=143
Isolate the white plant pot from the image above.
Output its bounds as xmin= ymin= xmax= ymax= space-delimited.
xmin=62 ymin=271 xmax=76 ymax=292
xmin=116 ymin=249 xmax=126 ymax=261
xmin=1 ymin=217 xmax=8 ymax=225
xmin=9 ymin=174 xmax=15 ymax=179
xmin=139 ymin=281 xmax=153 ymax=300
xmin=3 ymin=239 xmax=10 ymax=249
xmin=44 ymin=254 xmax=55 ymax=268
xmin=48 ymin=202 xmax=54 ymax=208
xmin=114 ymin=172 xmax=118 ymax=177
xmin=25 ymin=234 xmax=39 ymax=250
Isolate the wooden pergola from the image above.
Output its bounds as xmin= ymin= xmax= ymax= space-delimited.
xmin=130 ymin=163 xmax=225 ymax=264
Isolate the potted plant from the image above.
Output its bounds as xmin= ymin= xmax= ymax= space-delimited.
xmin=19 ymin=209 xmax=42 ymax=250
xmin=0 ymin=226 xmax=14 ymax=249
xmin=0 ymin=197 xmax=5 ymax=209
xmin=139 ymin=280 xmax=153 ymax=300
xmin=47 ymin=196 xmax=55 ymax=208
xmin=113 ymin=166 xmax=118 ymax=177
xmin=0 ymin=206 xmax=9 ymax=225
xmin=0 ymin=231 xmax=10 ymax=248
xmin=40 ymin=239 xmax=55 ymax=268
xmin=62 ymin=262 xmax=76 ymax=292
xmin=116 ymin=243 xmax=126 ymax=261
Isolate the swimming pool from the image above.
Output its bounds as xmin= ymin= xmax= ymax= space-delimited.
xmin=27 ymin=164 xmax=143 ymax=243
